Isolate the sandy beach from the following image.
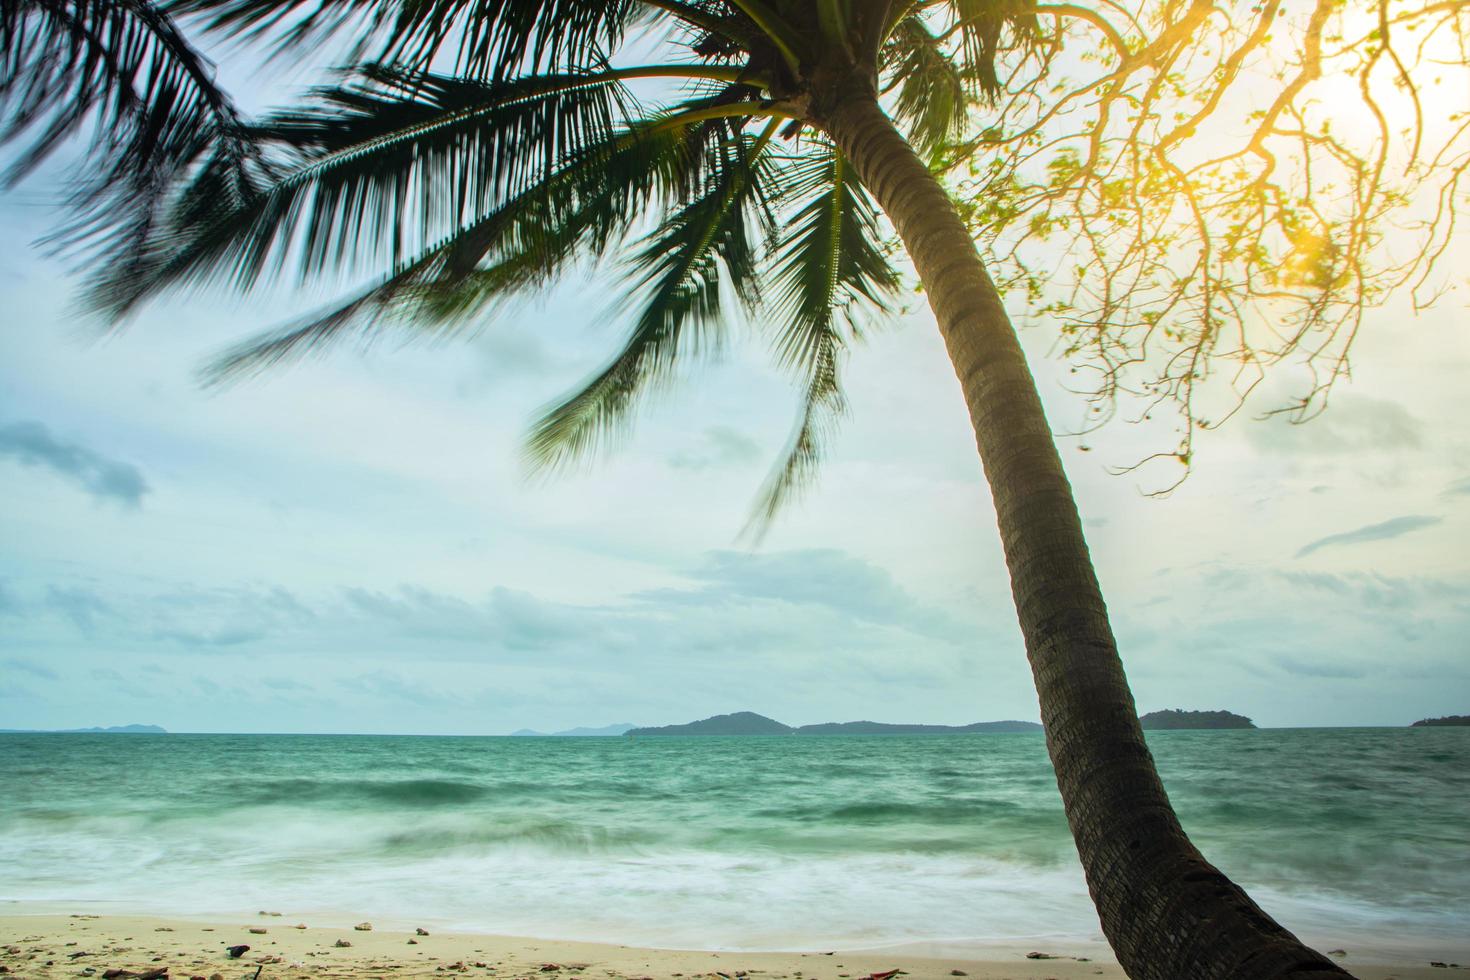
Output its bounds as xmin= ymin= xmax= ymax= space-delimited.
xmin=0 ymin=915 xmax=1457 ymax=980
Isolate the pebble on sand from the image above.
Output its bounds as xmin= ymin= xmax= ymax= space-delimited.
xmin=354 ymin=923 xmax=373 ymax=932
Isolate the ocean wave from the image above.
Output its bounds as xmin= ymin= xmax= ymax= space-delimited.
xmin=3 ymin=729 xmax=1467 ymax=953
xmin=237 ymin=777 xmax=493 ymax=808
xmin=375 ymin=819 xmax=661 ymax=856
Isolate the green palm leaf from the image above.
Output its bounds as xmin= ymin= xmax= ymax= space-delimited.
xmin=204 ymin=111 xmax=731 ymax=379
xmin=884 ymin=15 xmax=966 ymax=156
xmin=164 ymin=0 xmax=655 ymax=79
xmin=750 ymin=141 xmax=901 ymax=530
xmin=91 ymin=65 xmax=645 ymax=318
xmin=1 ymin=0 xmax=255 ymax=261
xmin=526 ymin=118 xmax=782 ymax=471
xmin=12 ymin=0 xmax=1039 ymax=526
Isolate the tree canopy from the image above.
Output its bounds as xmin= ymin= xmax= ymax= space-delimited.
xmin=2 ymin=0 xmax=1464 ymax=505
xmin=941 ymin=0 xmax=1468 ymax=486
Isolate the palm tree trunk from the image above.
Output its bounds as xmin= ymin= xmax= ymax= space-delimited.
xmin=817 ymin=85 xmax=1352 ymax=980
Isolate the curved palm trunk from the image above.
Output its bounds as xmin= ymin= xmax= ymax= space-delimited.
xmin=817 ymin=87 xmax=1352 ymax=980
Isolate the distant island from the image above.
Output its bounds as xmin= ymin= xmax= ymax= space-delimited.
xmin=628 ymin=712 xmax=793 ymax=736
xmin=1138 ymin=709 xmax=1254 ymax=730
xmin=0 ymin=724 xmax=167 ymax=734
xmin=796 ymin=719 xmax=1043 ymax=735
xmin=624 ymin=711 xmax=1043 ymax=737
xmin=1410 ymin=715 xmax=1470 ymax=727
xmin=511 ymin=723 xmax=637 ymax=737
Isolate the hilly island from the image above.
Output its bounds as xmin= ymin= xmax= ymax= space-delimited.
xmin=626 ymin=711 xmax=1045 ymax=736
xmin=623 ymin=709 xmax=1263 ymax=736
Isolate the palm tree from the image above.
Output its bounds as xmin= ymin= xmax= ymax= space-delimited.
xmin=2 ymin=1 xmax=1355 ymax=977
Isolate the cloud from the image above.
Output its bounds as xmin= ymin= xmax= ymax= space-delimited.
xmin=153 ymin=626 xmax=266 ymax=648
xmin=1295 ymin=515 xmax=1442 ymax=558
xmin=660 ymin=549 xmax=918 ymax=620
xmin=46 ymin=585 xmax=112 ymax=631
xmin=1245 ymin=395 xmax=1424 ymax=457
xmin=667 ymin=425 xmax=764 ymax=471
xmin=261 ymin=676 xmax=313 ymax=692
xmin=339 ymin=669 xmax=472 ymax=707
xmin=0 ymin=420 xmax=149 ymax=506
xmin=1278 ymin=569 xmax=1470 ymax=609
xmin=1445 ymin=477 xmax=1470 ymax=498
xmin=1271 ymin=654 xmax=1369 ymax=680
xmin=89 ymin=666 xmax=152 ymax=699
xmin=3 ymin=657 xmax=58 ymax=681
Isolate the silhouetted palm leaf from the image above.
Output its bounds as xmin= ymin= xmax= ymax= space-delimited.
xmin=6 ymin=0 xmax=1038 ymax=524
xmin=1 ymin=0 xmax=255 ymax=263
xmin=751 ymin=141 xmax=900 ymax=528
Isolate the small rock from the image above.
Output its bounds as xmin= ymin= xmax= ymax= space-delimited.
xmin=1327 ymin=950 xmax=1346 ymax=958
xmin=209 ymin=974 xmax=224 ymax=980
xmin=136 ymin=970 xmax=168 ymax=980
xmin=154 ymin=929 xmax=174 ymax=933
xmin=950 ymin=972 xmax=968 ymax=977
xmin=416 ymin=929 xmax=431 ymax=937
xmin=334 ymin=940 xmax=352 ymax=948
xmin=408 ymin=940 xmax=419 ymax=946
xmin=247 ymin=929 xmax=267 ymax=935
xmin=541 ymin=965 xmax=561 ymax=972
xmin=293 ymin=924 xmax=307 ymax=930
xmin=225 ymin=946 xmax=249 ymax=959
xmin=354 ymin=923 xmax=373 ymax=932
xmin=1025 ymin=952 xmax=1058 ymax=960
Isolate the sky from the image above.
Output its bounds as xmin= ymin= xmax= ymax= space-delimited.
xmin=2 ymin=33 xmax=1469 ymax=736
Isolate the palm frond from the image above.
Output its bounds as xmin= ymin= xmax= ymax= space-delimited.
xmin=90 ymin=64 xmax=644 ymax=318
xmin=946 ymin=0 xmax=1039 ymax=98
xmin=202 ymin=94 xmax=767 ymax=379
xmin=525 ymin=119 xmax=781 ymax=472
xmin=164 ymin=0 xmax=668 ymax=79
xmin=748 ymin=141 xmax=901 ymax=530
xmin=0 ymin=0 xmax=255 ymax=262
xmin=884 ymin=15 xmax=966 ymax=156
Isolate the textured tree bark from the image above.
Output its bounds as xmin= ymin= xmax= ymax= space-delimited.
xmin=817 ymin=85 xmax=1353 ymax=980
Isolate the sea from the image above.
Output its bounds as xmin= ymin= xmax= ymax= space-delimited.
xmin=2 ymin=728 xmax=1467 ymax=960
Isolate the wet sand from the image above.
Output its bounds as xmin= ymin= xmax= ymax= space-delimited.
xmin=0 ymin=915 xmax=1455 ymax=980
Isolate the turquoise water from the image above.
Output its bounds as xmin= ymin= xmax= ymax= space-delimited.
xmin=2 ymin=729 xmax=1466 ymax=954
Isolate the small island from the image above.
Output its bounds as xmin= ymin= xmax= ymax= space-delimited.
xmin=1410 ymin=715 xmax=1470 ymax=727
xmin=511 ymin=723 xmax=637 ymax=737
xmin=0 ymin=724 xmax=167 ymax=734
xmin=1138 ymin=709 xmax=1255 ymax=730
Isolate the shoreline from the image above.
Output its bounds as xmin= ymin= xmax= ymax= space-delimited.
xmin=1 ymin=914 xmax=1457 ymax=980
